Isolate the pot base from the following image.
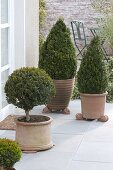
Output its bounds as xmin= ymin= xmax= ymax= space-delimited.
xmin=76 ymin=113 xmax=108 ymax=122
xmin=98 ymin=115 xmax=109 ymax=122
xmin=43 ymin=106 xmax=70 ymax=114
xmin=20 ymin=142 xmax=54 ymax=152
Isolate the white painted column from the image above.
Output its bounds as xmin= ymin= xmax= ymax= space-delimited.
xmin=14 ymin=0 xmax=25 ymax=69
xmin=25 ymin=0 xmax=39 ymax=67
xmin=14 ymin=0 xmax=39 ymax=69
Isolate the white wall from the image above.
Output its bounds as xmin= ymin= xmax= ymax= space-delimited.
xmin=25 ymin=0 xmax=39 ymax=67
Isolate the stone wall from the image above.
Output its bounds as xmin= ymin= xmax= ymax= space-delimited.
xmin=42 ymin=0 xmax=102 ymax=37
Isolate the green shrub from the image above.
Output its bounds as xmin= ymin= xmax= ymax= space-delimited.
xmin=100 ymin=16 xmax=113 ymax=49
xmin=39 ymin=0 xmax=46 ymax=28
xmin=106 ymin=58 xmax=113 ymax=102
xmin=39 ymin=18 xmax=77 ymax=80
xmin=91 ymin=0 xmax=113 ymax=49
xmin=0 ymin=138 xmax=21 ymax=169
xmin=106 ymin=82 xmax=113 ymax=102
xmin=39 ymin=33 xmax=45 ymax=53
xmin=71 ymin=80 xmax=80 ymax=100
xmin=39 ymin=0 xmax=46 ymax=53
xmin=108 ymin=58 xmax=113 ymax=70
xmin=77 ymin=36 xmax=108 ymax=94
xmin=5 ymin=67 xmax=55 ymax=121
xmin=107 ymin=58 xmax=113 ymax=82
xmin=91 ymin=0 xmax=112 ymax=15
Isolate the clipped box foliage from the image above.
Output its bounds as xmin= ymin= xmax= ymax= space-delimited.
xmin=39 ymin=18 xmax=77 ymax=80
xmin=77 ymin=36 xmax=108 ymax=94
xmin=5 ymin=67 xmax=55 ymax=121
xmin=0 ymin=138 xmax=21 ymax=169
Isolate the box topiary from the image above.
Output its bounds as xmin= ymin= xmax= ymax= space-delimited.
xmin=5 ymin=67 xmax=55 ymax=121
xmin=39 ymin=18 xmax=77 ymax=80
xmin=77 ymin=36 xmax=108 ymax=94
xmin=0 ymin=138 xmax=21 ymax=170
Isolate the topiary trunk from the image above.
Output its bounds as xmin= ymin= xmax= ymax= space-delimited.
xmin=25 ymin=110 xmax=30 ymax=121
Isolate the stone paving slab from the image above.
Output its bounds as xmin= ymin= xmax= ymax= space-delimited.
xmin=0 ymin=100 xmax=112 ymax=170
xmin=73 ymin=141 xmax=113 ymax=163
xmin=15 ymin=152 xmax=73 ymax=170
xmin=68 ymin=161 xmax=113 ymax=170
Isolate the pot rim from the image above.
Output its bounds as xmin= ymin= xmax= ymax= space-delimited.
xmin=80 ymin=92 xmax=108 ymax=97
xmin=15 ymin=115 xmax=53 ymax=126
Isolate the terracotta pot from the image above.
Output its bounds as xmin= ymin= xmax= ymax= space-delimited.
xmin=15 ymin=115 xmax=53 ymax=152
xmin=47 ymin=79 xmax=74 ymax=111
xmin=80 ymin=93 xmax=107 ymax=119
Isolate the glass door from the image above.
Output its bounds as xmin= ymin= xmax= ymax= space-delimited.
xmin=0 ymin=0 xmax=14 ymax=109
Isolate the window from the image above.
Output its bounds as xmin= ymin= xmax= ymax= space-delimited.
xmin=0 ymin=0 xmax=14 ymax=109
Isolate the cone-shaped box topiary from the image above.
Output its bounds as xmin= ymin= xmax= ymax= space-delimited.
xmin=39 ymin=18 xmax=77 ymax=114
xmin=0 ymin=138 xmax=21 ymax=170
xmin=77 ymin=36 xmax=108 ymax=94
xmin=4 ymin=67 xmax=55 ymax=152
xmin=76 ymin=36 xmax=109 ymax=122
xmin=39 ymin=18 xmax=77 ymax=80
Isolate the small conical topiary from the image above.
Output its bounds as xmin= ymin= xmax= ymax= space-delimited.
xmin=77 ymin=36 xmax=108 ymax=94
xmin=39 ymin=18 xmax=77 ymax=80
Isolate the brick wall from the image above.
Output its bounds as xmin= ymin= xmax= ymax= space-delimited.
xmin=41 ymin=0 xmax=102 ymax=37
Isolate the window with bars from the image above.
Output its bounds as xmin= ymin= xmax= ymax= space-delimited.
xmin=0 ymin=0 xmax=14 ymax=109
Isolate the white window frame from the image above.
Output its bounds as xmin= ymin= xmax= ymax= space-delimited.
xmin=0 ymin=0 xmax=14 ymax=110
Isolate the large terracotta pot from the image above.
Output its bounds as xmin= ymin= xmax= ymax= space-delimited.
xmin=76 ymin=92 xmax=108 ymax=122
xmin=15 ymin=115 xmax=53 ymax=152
xmin=44 ymin=79 xmax=74 ymax=114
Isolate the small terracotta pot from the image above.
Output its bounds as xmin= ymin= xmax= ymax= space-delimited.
xmin=15 ymin=115 xmax=53 ymax=152
xmin=80 ymin=92 xmax=107 ymax=119
xmin=47 ymin=79 xmax=74 ymax=111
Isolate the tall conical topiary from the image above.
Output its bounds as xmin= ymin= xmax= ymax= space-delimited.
xmin=77 ymin=36 xmax=108 ymax=94
xmin=39 ymin=18 xmax=77 ymax=80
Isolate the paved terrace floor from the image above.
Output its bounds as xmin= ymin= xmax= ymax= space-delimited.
xmin=0 ymin=100 xmax=113 ymax=170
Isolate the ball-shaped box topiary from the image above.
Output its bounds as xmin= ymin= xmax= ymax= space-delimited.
xmin=0 ymin=138 xmax=21 ymax=169
xmin=39 ymin=18 xmax=77 ymax=80
xmin=77 ymin=36 xmax=108 ymax=94
xmin=5 ymin=67 xmax=55 ymax=121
